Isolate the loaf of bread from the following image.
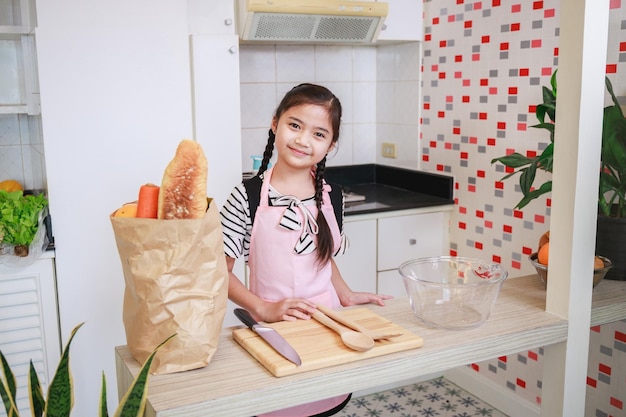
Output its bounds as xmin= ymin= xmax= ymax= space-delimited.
xmin=157 ymin=139 xmax=208 ymax=219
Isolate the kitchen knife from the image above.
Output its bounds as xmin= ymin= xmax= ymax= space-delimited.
xmin=234 ymin=308 xmax=302 ymax=366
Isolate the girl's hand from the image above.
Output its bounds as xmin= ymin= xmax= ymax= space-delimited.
xmin=256 ymin=299 xmax=317 ymax=322
xmin=341 ymin=292 xmax=393 ymax=307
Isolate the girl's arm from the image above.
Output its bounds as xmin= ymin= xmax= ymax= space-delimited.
xmin=226 ymin=256 xmax=316 ymax=322
xmin=330 ymin=258 xmax=393 ymax=307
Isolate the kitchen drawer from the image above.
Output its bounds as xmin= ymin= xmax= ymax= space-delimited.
xmin=334 ymin=219 xmax=377 ymax=294
xmin=377 ymin=212 xmax=446 ymax=271
xmin=377 ymin=269 xmax=406 ymax=298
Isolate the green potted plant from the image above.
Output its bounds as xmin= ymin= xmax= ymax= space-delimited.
xmin=491 ymin=69 xmax=626 ymax=281
xmin=0 ymin=322 xmax=174 ymax=417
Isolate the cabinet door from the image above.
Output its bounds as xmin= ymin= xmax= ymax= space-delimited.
xmin=378 ymin=212 xmax=447 ymax=271
xmin=190 ymin=34 xmax=243 ymax=328
xmin=0 ymin=258 xmax=61 ymax=413
xmin=187 ymin=0 xmax=236 ymax=35
xmin=377 ymin=0 xmax=423 ymax=42
xmin=377 ymin=269 xmax=407 ymax=298
xmin=334 ymin=219 xmax=377 ymax=294
xmin=190 ymin=34 xmax=242 ymax=206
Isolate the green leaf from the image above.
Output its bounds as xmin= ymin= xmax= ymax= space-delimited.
xmin=113 ymin=334 xmax=176 ymax=417
xmin=491 ymin=152 xmax=534 ymax=168
xmin=28 ymin=361 xmax=45 ymax=417
xmin=519 ymin=160 xmax=538 ymax=196
xmin=99 ymin=372 xmax=109 ymax=417
xmin=0 ymin=350 xmax=19 ymax=417
xmin=0 ymin=350 xmax=17 ymax=402
xmin=605 ymin=76 xmax=624 ymax=116
xmin=515 ymin=181 xmax=553 ymax=209
xmin=0 ymin=381 xmax=18 ymax=417
xmin=45 ymin=322 xmax=84 ymax=417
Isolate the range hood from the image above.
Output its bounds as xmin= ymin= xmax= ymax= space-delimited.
xmin=236 ymin=0 xmax=389 ymax=44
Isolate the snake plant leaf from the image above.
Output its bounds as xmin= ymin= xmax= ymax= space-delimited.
xmin=28 ymin=361 xmax=45 ymax=417
xmin=0 ymin=380 xmax=18 ymax=417
xmin=0 ymin=350 xmax=17 ymax=403
xmin=113 ymin=334 xmax=176 ymax=417
xmin=99 ymin=372 xmax=109 ymax=417
xmin=45 ymin=322 xmax=84 ymax=417
xmin=0 ymin=350 xmax=19 ymax=417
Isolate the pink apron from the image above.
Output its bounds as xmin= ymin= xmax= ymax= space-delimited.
xmin=249 ymin=168 xmax=348 ymax=417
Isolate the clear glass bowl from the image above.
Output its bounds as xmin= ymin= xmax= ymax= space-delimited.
xmin=528 ymin=253 xmax=612 ymax=288
xmin=398 ymin=256 xmax=508 ymax=330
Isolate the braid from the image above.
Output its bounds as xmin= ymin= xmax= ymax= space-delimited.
xmin=258 ymin=129 xmax=275 ymax=176
xmin=314 ymin=157 xmax=333 ymax=265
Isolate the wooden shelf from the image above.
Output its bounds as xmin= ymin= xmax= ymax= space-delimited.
xmin=114 ymin=275 xmax=626 ymax=417
xmin=590 ymin=278 xmax=626 ymax=326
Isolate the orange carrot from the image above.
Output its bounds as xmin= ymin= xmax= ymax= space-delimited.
xmin=136 ymin=183 xmax=160 ymax=218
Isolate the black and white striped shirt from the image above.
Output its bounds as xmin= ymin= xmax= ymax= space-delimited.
xmin=220 ymin=181 xmax=348 ymax=262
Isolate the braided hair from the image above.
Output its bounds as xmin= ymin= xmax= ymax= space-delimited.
xmin=257 ymin=83 xmax=342 ymax=265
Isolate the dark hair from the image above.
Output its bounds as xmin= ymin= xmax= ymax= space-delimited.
xmin=258 ymin=83 xmax=342 ymax=265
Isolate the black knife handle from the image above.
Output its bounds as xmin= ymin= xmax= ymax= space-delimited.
xmin=234 ymin=308 xmax=258 ymax=329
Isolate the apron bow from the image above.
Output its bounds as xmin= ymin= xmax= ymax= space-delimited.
xmin=275 ymin=196 xmax=318 ymax=255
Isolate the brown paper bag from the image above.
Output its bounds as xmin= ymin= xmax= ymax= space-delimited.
xmin=110 ymin=199 xmax=227 ymax=374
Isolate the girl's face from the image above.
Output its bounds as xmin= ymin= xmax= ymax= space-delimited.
xmin=271 ymin=104 xmax=336 ymax=170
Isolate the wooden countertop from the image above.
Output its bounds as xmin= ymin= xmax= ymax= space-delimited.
xmin=115 ymin=275 xmax=626 ymax=417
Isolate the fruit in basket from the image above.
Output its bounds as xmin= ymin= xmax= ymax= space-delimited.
xmin=594 ymin=255 xmax=604 ymax=269
xmin=538 ymin=230 xmax=550 ymax=252
xmin=114 ymin=203 xmax=138 ymax=218
xmin=538 ymin=241 xmax=550 ymax=265
xmin=535 ymin=230 xmax=604 ymax=268
xmin=0 ymin=180 xmax=23 ymax=192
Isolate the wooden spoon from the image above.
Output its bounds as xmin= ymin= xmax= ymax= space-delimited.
xmin=312 ymin=310 xmax=374 ymax=352
xmin=316 ymin=304 xmax=402 ymax=340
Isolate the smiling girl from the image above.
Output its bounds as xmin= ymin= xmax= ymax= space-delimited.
xmin=220 ymin=83 xmax=391 ymax=417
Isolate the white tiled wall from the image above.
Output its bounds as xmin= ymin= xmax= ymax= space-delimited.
xmin=0 ymin=114 xmax=46 ymax=190
xmin=239 ymin=42 xmax=422 ymax=172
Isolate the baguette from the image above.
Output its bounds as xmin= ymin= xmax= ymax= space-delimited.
xmin=157 ymin=139 xmax=208 ymax=219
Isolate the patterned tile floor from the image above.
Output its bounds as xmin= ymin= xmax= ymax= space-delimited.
xmin=338 ymin=377 xmax=509 ymax=417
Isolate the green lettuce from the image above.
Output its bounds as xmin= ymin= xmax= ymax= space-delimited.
xmin=0 ymin=190 xmax=48 ymax=246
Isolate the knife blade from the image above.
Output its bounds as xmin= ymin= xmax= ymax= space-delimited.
xmin=233 ymin=308 xmax=302 ymax=366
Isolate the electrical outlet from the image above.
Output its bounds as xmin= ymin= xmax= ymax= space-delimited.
xmin=382 ymin=142 xmax=397 ymax=158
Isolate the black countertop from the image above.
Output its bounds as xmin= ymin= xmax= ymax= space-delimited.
xmin=325 ymin=164 xmax=454 ymax=216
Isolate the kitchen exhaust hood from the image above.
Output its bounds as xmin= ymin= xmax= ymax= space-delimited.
xmin=236 ymin=0 xmax=389 ymax=44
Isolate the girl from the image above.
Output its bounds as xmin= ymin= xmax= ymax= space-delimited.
xmin=221 ymin=83 xmax=391 ymax=417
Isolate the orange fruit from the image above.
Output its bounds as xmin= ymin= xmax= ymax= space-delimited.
xmin=538 ymin=230 xmax=550 ymax=252
xmin=114 ymin=203 xmax=138 ymax=218
xmin=0 ymin=179 xmax=24 ymax=192
xmin=594 ymin=256 xmax=604 ymax=269
xmin=538 ymin=241 xmax=550 ymax=265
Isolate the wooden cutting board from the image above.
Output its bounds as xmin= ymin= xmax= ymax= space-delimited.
xmin=232 ymin=307 xmax=423 ymax=377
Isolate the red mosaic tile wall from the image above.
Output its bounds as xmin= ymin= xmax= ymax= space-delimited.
xmin=420 ymin=0 xmax=626 ymax=414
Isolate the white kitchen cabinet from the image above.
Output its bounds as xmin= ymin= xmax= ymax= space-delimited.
xmin=0 ymin=0 xmax=39 ymax=115
xmin=0 ymin=0 xmax=36 ymax=34
xmin=378 ymin=211 xmax=448 ymax=296
xmin=337 ymin=208 xmax=451 ymax=298
xmin=0 ymin=254 xmax=61 ymax=417
xmin=334 ymin=218 xmax=377 ymax=294
xmin=376 ymin=0 xmax=422 ymax=42
xmin=378 ymin=211 xmax=446 ymax=271
xmin=377 ymin=269 xmax=407 ymax=298
xmin=187 ymin=0 xmax=236 ymax=35
xmin=189 ymin=32 xmax=243 ymax=328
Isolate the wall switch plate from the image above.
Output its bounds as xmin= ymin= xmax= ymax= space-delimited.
xmin=382 ymin=142 xmax=397 ymax=158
